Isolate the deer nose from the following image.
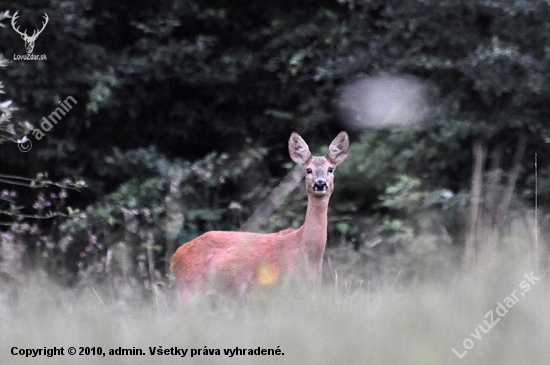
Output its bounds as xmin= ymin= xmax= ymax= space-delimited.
xmin=313 ymin=179 xmax=328 ymax=194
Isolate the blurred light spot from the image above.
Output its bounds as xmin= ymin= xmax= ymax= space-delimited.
xmin=337 ymin=74 xmax=432 ymax=130
xmin=257 ymin=264 xmax=279 ymax=286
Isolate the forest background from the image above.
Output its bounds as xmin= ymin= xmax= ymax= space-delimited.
xmin=1 ymin=0 xmax=549 ymax=297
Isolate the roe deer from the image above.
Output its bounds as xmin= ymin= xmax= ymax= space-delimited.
xmin=171 ymin=132 xmax=349 ymax=301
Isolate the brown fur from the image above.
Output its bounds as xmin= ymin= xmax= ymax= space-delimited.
xmin=171 ymin=132 xmax=349 ymax=303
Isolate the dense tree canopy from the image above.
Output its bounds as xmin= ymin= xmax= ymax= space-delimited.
xmin=1 ymin=0 xmax=549 ymax=288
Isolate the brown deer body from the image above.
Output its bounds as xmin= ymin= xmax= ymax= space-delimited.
xmin=171 ymin=132 xmax=349 ymax=301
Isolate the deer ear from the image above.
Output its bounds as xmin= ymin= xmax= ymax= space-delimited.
xmin=289 ymin=132 xmax=311 ymax=166
xmin=326 ymin=131 xmax=349 ymax=165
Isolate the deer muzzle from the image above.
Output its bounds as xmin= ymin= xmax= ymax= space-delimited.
xmin=313 ymin=179 xmax=328 ymax=195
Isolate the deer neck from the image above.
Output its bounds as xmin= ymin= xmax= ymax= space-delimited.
xmin=299 ymin=195 xmax=330 ymax=267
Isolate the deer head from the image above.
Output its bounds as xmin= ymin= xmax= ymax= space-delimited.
xmin=289 ymin=131 xmax=349 ymax=198
xmin=11 ymin=11 xmax=49 ymax=54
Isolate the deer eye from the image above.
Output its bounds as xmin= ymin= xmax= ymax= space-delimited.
xmin=328 ymin=167 xmax=334 ymax=173
xmin=306 ymin=168 xmax=312 ymax=174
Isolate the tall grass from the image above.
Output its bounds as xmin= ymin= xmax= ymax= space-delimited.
xmin=1 ymin=235 xmax=548 ymax=365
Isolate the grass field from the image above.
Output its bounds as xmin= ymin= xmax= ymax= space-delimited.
xmin=1 ymin=246 xmax=548 ymax=365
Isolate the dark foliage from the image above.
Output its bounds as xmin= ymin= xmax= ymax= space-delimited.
xmin=1 ymin=0 xmax=549 ymax=292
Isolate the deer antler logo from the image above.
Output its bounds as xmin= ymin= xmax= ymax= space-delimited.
xmin=11 ymin=11 xmax=49 ymax=54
